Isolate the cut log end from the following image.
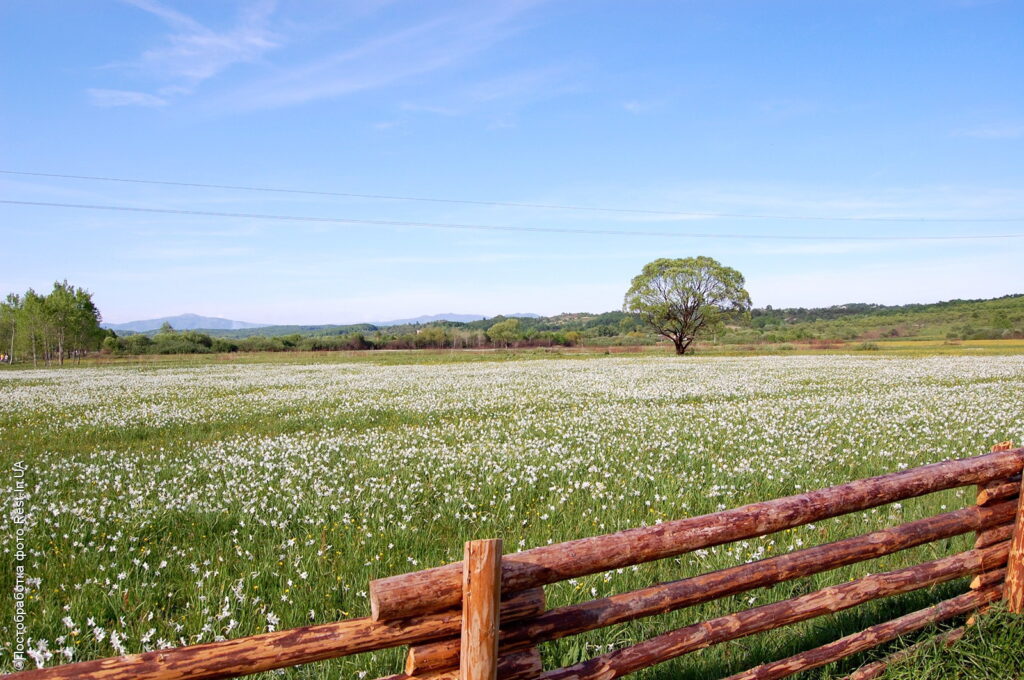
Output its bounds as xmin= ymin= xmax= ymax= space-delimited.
xmin=975 ymin=475 xmax=1021 ymax=506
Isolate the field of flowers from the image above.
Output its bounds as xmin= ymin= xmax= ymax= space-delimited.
xmin=2 ymin=355 xmax=1023 ymax=679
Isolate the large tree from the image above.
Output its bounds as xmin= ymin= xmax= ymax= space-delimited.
xmin=486 ymin=318 xmax=520 ymax=348
xmin=624 ymin=256 xmax=751 ymax=355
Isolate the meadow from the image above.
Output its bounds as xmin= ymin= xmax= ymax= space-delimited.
xmin=2 ymin=354 xmax=1023 ymax=678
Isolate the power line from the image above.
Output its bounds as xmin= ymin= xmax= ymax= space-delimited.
xmin=2 ymin=168 xmax=1022 ymax=223
xmin=3 ymin=198 xmax=1023 ymax=241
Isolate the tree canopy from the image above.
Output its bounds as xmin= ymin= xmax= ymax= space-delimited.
xmin=623 ymin=256 xmax=751 ymax=354
xmin=486 ymin=318 xmax=521 ymax=347
xmin=0 ymin=280 xmax=104 ymax=365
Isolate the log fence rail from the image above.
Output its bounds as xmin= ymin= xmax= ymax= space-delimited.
xmin=6 ymin=446 xmax=1023 ymax=680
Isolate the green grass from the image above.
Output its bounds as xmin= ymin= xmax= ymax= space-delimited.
xmin=6 ymin=335 xmax=1023 ymax=373
xmin=0 ymin=354 xmax=1021 ymax=678
xmin=875 ymin=605 xmax=1024 ymax=679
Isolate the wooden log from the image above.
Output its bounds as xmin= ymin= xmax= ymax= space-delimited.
xmin=460 ymin=539 xmax=503 ymax=680
xmin=407 ymin=500 xmax=1016 ymax=671
xmin=976 ymin=475 xmax=1021 ymax=506
xmin=970 ymin=567 xmax=1006 ymax=590
xmin=973 ymin=471 xmax=1017 ymax=586
xmin=964 ymin=570 xmax=1002 ymax=626
xmin=381 ymin=649 xmax=542 ymax=680
xmin=537 ymin=542 xmax=1009 ymax=680
xmin=965 ymin=605 xmax=992 ymax=627
xmin=841 ymin=626 xmax=966 ymax=680
xmin=1005 ymin=475 xmax=1024 ymax=613
xmin=974 ymin=522 xmax=1014 ymax=549
xmin=370 ymin=449 xmax=1024 ymax=621
xmin=5 ymin=585 xmax=542 ymax=680
xmin=407 ymin=590 xmax=543 ymax=675
xmin=722 ymin=585 xmax=1001 ymax=680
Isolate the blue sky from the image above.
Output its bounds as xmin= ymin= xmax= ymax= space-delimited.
xmin=1 ymin=0 xmax=1022 ymax=324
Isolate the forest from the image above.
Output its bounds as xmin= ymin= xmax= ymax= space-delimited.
xmin=0 ymin=281 xmax=105 ymax=365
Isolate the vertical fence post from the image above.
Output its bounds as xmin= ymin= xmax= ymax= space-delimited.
xmin=1006 ymin=476 xmax=1024 ymax=613
xmin=460 ymin=539 xmax=503 ymax=680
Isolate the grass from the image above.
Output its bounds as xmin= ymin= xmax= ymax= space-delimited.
xmin=874 ymin=604 xmax=1024 ymax=679
xmin=6 ymin=336 xmax=1023 ymax=372
xmin=0 ymin=354 xmax=1022 ymax=678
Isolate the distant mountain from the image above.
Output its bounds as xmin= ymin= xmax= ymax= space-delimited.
xmin=374 ymin=312 xmax=539 ymax=326
xmin=374 ymin=313 xmax=486 ymax=326
xmin=103 ymin=312 xmax=542 ymax=334
xmin=103 ymin=314 xmax=268 ymax=332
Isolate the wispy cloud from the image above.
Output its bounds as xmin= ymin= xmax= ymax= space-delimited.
xmin=213 ymin=1 xmax=547 ymax=111
xmin=467 ymin=64 xmax=576 ymax=103
xmin=622 ymin=100 xmax=655 ymax=114
xmin=87 ymin=88 xmax=168 ymax=108
xmin=89 ymin=1 xmax=552 ymax=112
xmin=122 ymin=0 xmax=205 ymax=33
xmin=129 ymin=0 xmax=279 ymax=83
xmin=401 ymin=63 xmax=583 ymax=119
xmin=90 ymin=0 xmax=281 ymax=106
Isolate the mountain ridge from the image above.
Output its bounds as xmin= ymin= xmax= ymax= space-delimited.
xmin=104 ymin=312 xmax=541 ymax=333
xmin=103 ymin=313 xmax=267 ymax=332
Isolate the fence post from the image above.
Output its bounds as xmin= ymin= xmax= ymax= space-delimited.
xmin=460 ymin=539 xmax=503 ymax=680
xmin=1006 ymin=476 xmax=1024 ymax=613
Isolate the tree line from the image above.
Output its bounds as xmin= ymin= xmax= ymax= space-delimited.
xmin=0 ymin=281 xmax=106 ymax=366
xmin=4 ymin=266 xmax=1018 ymax=365
xmin=101 ymin=318 xmax=621 ymax=355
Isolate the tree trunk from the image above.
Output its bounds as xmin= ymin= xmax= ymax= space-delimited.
xmin=672 ymin=337 xmax=693 ymax=355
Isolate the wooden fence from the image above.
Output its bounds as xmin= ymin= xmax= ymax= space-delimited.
xmin=7 ymin=447 xmax=1024 ymax=680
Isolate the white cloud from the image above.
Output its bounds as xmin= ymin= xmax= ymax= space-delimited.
xmin=213 ymin=2 xmax=547 ymax=111
xmin=467 ymin=64 xmax=577 ymax=103
xmin=398 ymin=62 xmax=579 ymax=120
xmin=133 ymin=0 xmax=279 ymax=83
xmin=622 ymin=100 xmax=654 ymax=114
xmin=87 ymin=88 xmax=168 ymax=107
xmin=90 ymin=0 xmax=281 ymax=106
xmin=121 ymin=0 xmax=205 ymax=33
xmin=90 ymin=2 xmax=552 ymax=112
